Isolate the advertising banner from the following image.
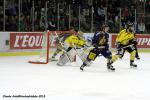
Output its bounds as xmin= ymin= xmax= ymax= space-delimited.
xmin=9 ymin=32 xmax=150 ymax=50
xmin=111 ymin=34 xmax=150 ymax=48
xmin=10 ymin=32 xmax=43 ymax=49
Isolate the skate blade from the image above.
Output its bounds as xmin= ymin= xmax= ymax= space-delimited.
xmin=107 ymin=69 xmax=115 ymax=72
xmin=130 ymin=66 xmax=137 ymax=69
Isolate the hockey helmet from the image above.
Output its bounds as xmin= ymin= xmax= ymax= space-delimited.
xmin=126 ymin=21 xmax=133 ymax=28
xmin=126 ymin=21 xmax=134 ymax=32
xmin=100 ymin=24 xmax=109 ymax=32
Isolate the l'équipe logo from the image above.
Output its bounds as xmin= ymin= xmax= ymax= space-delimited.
xmin=136 ymin=35 xmax=150 ymax=48
xmin=111 ymin=34 xmax=150 ymax=48
xmin=10 ymin=32 xmax=57 ymax=49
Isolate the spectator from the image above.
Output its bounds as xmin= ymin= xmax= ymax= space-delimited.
xmin=122 ymin=6 xmax=130 ymax=19
xmin=138 ymin=21 xmax=145 ymax=33
xmin=40 ymin=8 xmax=48 ymax=30
xmin=24 ymin=15 xmax=31 ymax=31
xmin=48 ymin=18 xmax=56 ymax=31
xmin=0 ymin=0 xmax=149 ymax=33
xmin=97 ymin=5 xmax=105 ymax=24
xmin=0 ymin=16 xmax=3 ymax=30
xmin=19 ymin=14 xmax=25 ymax=31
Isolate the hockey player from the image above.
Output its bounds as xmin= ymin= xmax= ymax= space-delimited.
xmin=50 ymin=28 xmax=76 ymax=61
xmin=80 ymin=24 xmax=115 ymax=71
xmin=119 ymin=23 xmax=140 ymax=60
xmin=57 ymin=30 xmax=87 ymax=66
xmin=112 ymin=22 xmax=138 ymax=67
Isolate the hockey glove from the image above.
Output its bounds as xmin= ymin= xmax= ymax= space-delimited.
xmin=129 ymin=39 xmax=137 ymax=45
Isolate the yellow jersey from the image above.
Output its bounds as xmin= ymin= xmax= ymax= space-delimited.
xmin=64 ymin=35 xmax=86 ymax=48
xmin=116 ymin=29 xmax=135 ymax=45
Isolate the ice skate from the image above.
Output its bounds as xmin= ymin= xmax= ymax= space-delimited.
xmin=130 ymin=60 xmax=137 ymax=68
xmin=107 ymin=64 xmax=115 ymax=71
xmin=136 ymin=56 xmax=140 ymax=60
xmin=80 ymin=65 xmax=85 ymax=71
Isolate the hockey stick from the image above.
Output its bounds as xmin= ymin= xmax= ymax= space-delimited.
xmin=72 ymin=44 xmax=104 ymax=62
xmin=89 ymin=46 xmax=105 ymax=49
xmin=117 ymin=44 xmax=134 ymax=50
xmin=73 ymin=45 xmax=104 ymax=61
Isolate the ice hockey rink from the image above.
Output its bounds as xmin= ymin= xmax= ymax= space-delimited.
xmin=0 ymin=52 xmax=150 ymax=100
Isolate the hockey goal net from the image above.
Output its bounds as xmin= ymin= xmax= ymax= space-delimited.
xmin=28 ymin=30 xmax=76 ymax=64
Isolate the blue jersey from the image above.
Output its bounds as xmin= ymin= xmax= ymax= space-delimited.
xmin=92 ymin=31 xmax=109 ymax=49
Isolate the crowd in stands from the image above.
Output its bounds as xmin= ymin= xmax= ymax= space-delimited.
xmin=0 ymin=0 xmax=149 ymax=33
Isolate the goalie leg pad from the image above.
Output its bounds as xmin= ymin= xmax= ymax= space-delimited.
xmin=57 ymin=54 xmax=70 ymax=66
xmin=57 ymin=48 xmax=76 ymax=66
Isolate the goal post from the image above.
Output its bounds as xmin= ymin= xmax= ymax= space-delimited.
xmin=28 ymin=30 xmax=76 ymax=64
xmin=28 ymin=30 xmax=50 ymax=64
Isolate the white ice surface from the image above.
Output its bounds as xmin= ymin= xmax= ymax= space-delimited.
xmin=0 ymin=53 xmax=150 ymax=100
